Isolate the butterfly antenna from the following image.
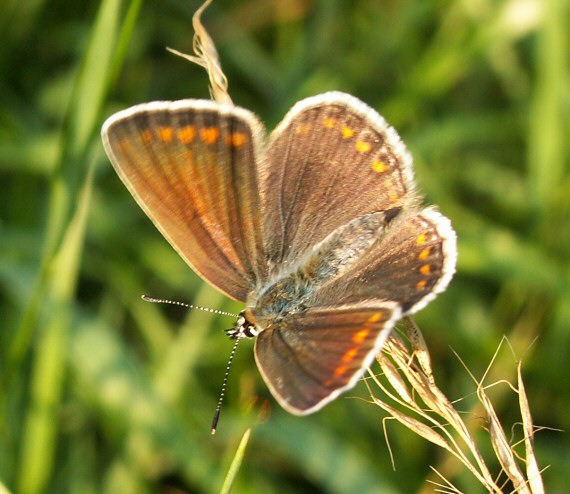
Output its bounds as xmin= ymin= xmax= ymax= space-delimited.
xmin=143 ymin=294 xmax=242 ymax=434
xmin=141 ymin=294 xmax=237 ymax=318
xmin=211 ymin=332 xmax=243 ymax=434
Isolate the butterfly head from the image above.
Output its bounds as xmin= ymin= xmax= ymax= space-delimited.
xmin=225 ymin=310 xmax=260 ymax=340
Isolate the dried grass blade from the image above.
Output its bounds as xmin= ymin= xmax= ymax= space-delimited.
xmin=517 ymin=364 xmax=544 ymax=494
xmin=375 ymin=400 xmax=451 ymax=450
xmin=481 ymin=392 xmax=531 ymax=494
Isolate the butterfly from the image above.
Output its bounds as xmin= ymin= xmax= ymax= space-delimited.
xmin=102 ymin=91 xmax=457 ymax=416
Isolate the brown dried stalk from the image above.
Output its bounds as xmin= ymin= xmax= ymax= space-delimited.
xmin=167 ymin=0 xmax=232 ymax=105
xmin=367 ymin=317 xmax=546 ymax=493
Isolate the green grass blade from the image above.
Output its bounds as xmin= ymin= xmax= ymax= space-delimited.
xmin=219 ymin=428 xmax=251 ymax=494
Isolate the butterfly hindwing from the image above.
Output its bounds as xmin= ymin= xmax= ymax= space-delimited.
xmin=254 ymin=302 xmax=402 ymax=414
xmin=311 ymin=207 xmax=457 ymax=315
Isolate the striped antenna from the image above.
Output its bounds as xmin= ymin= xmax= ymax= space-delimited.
xmin=141 ymin=294 xmax=241 ymax=434
xmin=141 ymin=295 xmax=237 ymax=318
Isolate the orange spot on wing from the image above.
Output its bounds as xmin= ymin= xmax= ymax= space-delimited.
xmin=333 ymin=364 xmax=350 ymax=378
xmin=323 ymin=117 xmax=337 ymax=128
xmin=227 ymin=132 xmax=248 ymax=147
xmin=177 ymin=125 xmax=196 ymax=144
xmin=341 ymin=126 xmax=355 ymax=138
xmin=419 ymin=247 xmax=431 ymax=260
xmin=367 ymin=312 xmax=384 ymax=323
xmin=342 ymin=348 xmax=359 ymax=363
xmin=420 ymin=264 xmax=432 ymax=275
xmin=158 ymin=126 xmax=174 ymax=142
xmin=416 ymin=280 xmax=427 ymax=289
xmin=356 ymin=141 xmax=372 ymax=153
xmin=416 ymin=233 xmax=427 ymax=246
xmin=200 ymin=127 xmax=221 ymax=144
xmin=352 ymin=328 xmax=370 ymax=344
xmin=372 ymin=159 xmax=389 ymax=173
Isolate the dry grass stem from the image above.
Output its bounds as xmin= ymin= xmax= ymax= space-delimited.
xmin=167 ymin=0 xmax=232 ymax=104
xmin=367 ymin=318 xmax=546 ymax=493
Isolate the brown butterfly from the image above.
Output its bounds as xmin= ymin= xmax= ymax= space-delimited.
xmin=102 ymin=92 xmax=457 ymax=416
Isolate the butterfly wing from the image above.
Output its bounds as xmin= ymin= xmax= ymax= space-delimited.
xmin=312 ymin=207 xmax=457 ymax=315
xmin=253 ymin=207 xmax=456 ymax=414
xmin=252 ymin=94 xmax=456 ymax=414
xmin=254 ymin=301 xmax=402 ymax=415
xmin=261 ymin=92 xmax=416 ymax=269
xmin=102 ymin=100 xmax=267 ymax=302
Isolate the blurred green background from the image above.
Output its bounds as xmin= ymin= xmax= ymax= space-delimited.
xmin=1 ymin=0 xmax=569 ymax=492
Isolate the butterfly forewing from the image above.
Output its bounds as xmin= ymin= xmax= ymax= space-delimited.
xmin=261 ymin=92 xmax=415 ymax=269
xmin=102 ymin=100 xmax=267 ymax=302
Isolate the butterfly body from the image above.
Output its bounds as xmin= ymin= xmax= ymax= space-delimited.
xmin=250 ymin=210 xmax=391 ymax=318
xmin=102 ymin=92 xmax=457 ymax=415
